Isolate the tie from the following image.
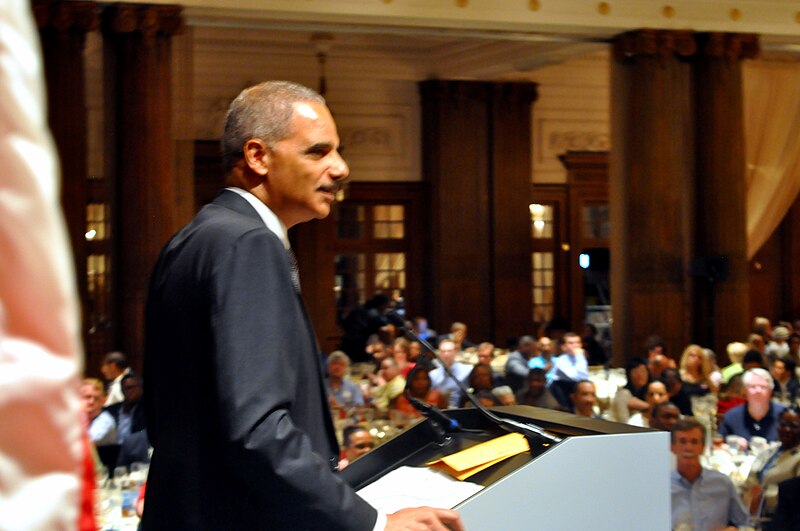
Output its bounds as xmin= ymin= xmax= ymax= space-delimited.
xmin=287 ymin=247 xmax=301 ymax=293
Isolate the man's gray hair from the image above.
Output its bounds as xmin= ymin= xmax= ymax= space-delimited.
xmin=327 ymin=350 xmax=351 ymax=366
xmin=221 ymin=81 xmax=325 ymax=173
xmin=743 ymin=367 xmax=774 ymax=389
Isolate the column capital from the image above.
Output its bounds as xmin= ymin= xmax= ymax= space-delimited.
xmin=613 ymin=29 xmax=697 ymax=62
xmin=102 ymin=3 xmax=183 ymax=41
xmin=33 ymin=1 xmax=99 ymax=34
xmin=696 ymin=33 xmax=760 ymax=62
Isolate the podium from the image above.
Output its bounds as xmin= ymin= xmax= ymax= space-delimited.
xmin=342 ymin=406 xmax=670 ymax=530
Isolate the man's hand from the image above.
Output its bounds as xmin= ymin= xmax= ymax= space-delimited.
xmin=386 ymin=507 xmax=464 ymax=530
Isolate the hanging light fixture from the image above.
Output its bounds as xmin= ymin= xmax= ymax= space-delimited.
xmin=310 ymin=33 xmax=334 ymax=98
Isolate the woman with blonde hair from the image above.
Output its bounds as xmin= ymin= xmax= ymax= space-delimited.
xmin=679 ymin=344 xmax=719 ymax=396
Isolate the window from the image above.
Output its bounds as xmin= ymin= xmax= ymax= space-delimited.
xmin=333 ymin=203 xmax=408 ymax=324
xmin=531 ymin=252 xmax=555 ymax=323
xmin=529 ymin=203 xmax=554 ymax=239
xmin=582 ymin=203 xmax=610 ymax=239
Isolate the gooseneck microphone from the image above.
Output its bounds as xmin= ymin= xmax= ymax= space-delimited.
xmin=385 ymin=311 xmax=562 ymax=446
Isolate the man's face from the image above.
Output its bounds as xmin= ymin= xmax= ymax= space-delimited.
xmin=671 ymin=428 xmax=704 ymax=467
xmin=648 ymin=345 xmax=664 ymax=360
xmin=263 ymin=102 xmax=348 ymax=228
xmin=344 ymin=430 xmax=374 ymax=462
xmin=572 ymin=382 xmax=596 ymax=413
xmin=438 ymin=341 xmax=457 ymax=366
xmin=80 ymin=384 xmax=104 ymax=420
xmin=539 ymin=337 xmax=553 ymax=355
xmin=771 ymin=361 xmax=787 ymax=382
xmin=328 ymin=359 xmax=347 ymax=379
xmin=477 ymin=345 xmax=494 ymax=365
xmin=527 ymin=373 xmax=546 ymax=397
xmin=651 ymin=404 xmax=680 ymax=431
xmin=518 ymin=339 xmax=533 ymax=355
xmin=121 ymin=378 xmax=142 ymax=404
xmin=745 ymin=374 xmax=772 ymax=408
xmin=100 ymin=362 xmax=118 ymax=381
xmin=562 ymin=335 xmax=582 ymax=355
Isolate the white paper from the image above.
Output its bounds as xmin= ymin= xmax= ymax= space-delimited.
xmin=356 ymin=466 xmax=484 ymax=514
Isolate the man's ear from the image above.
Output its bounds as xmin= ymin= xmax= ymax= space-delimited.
xmin=242 ymin=138 xmax=269 ymax=176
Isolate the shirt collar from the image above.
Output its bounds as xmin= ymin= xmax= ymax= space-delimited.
xmin=226 ymin=187 xmax=290 ymax=250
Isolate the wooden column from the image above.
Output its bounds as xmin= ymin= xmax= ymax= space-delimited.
xmin=490 ymin=83 xmax=538 ymax=343
xmin=421 ymin=80 xmax=493 ymax=342
xmin=420 ymin=80 xmax=537 ymax=343
xmin=35 ymin=0 xmax=99 ymax=359
xmin=103 ymin=4 xmax=183 ymax=365
xmin=692 ymin=33 xmax=759 ymax=358
xmin=610 ymin=30 xmax=697 ymax=365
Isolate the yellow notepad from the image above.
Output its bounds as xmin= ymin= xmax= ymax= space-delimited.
xmin=427 ymin=432 xmax=530 ymax=481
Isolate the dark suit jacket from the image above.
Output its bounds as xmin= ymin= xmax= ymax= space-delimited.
xmin=143 ymin=191 xmax=376 ymax=530
xmin=104 ymin=401 xmax=146 ymax=437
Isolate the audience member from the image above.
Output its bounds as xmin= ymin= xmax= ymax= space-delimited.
xmin=570 ymin=380 xmax=599 ymax=418
xmin=721 ymin=342 xmax=748 ymax=383
xmin=788 ymin=333 xmax=800 ymax=366
xmin=748 ymin=333 xmax=767 ymax=359
xmin=679 ymin=344 xmax=717 ymax=396
xmin=429 ymin=339 xmax=472 ymax=408
xmin=408 ymin=341 xmax=423 ymax=363
xmin=771 ymin=357 xmax=799 ymax=405
xmin=515 ymin=368 xmax=560 ymax=410
xmin=704 ymin=348 xmax=724 ymax=391
xmin=743 ymin=408 xmax=800 ymax=518
xmin=473 ymin=390 xmax=499 ymax=408
xmin=768 ymin=326 xmax=791 ymax=359
xmin=101 ymin=351 xmax=131 ymax=406
xmin=116 ymin=430 xmax=150 ymax=471
xmin=549 ymin=332 xmax=588 ymax=408
xmin=463 ymin=364 xmax=495 ymax=405
xmin=645 ymin=334 xmax=675 ymax=378
xmin=80 ymin=378 xmax=116 ymax=447
xmin=610 ymin=357 xmax=651 ymax=423
xmin=105 ymin=374 xmax=146 ymax=445
xmin=437 ymin=322 xmax=474 ymax=351
xmin=670 ymin=418 xmax=749 ymax=530
xmin=628 ymin=380 xmax=670 ymax=427
xmin=391 ymin=338 xmax=415 ymax=378
xmin=393 ymin=368 xmax=445 ymax=416
xmin=504 ymin=335 xmax=536 ymax=392
xmin=718 ymin=368 xmax=786 ymax=443
xmin=476 ymin=342 xmax=504 ymax=386
xmin=661 ymin=367 xmax=694 ymax=417
xmin=753 ymin=316 xmax=773 ymax=342
xmin=649 ymin=402 xmax=681 ymax=432
xmin=411 ymin=316 xmax=436 ymax=343
xmin=341 ymin=424 xmax=374 ymax=465
xmin=492 ymin=386 xmax=516 ymax=406
xmin=743 ymin=348 xmax=766 ymax=371
xmin=528 ymin=336 xmax=556 ymax=375
xmin=326 ymin=351 xmax=364 ymax=408
xmin=370 ymin=358 xmax=406 ymax=411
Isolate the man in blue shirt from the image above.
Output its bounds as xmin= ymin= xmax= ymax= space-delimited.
xmin=671 ymin=418 xmax=749 ymax=530
xmin=326 ymin=351 xmax=365 ymax=408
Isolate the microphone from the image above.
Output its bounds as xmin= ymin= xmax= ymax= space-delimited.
xmin=385 ymin=311 xmax=561 ymax=446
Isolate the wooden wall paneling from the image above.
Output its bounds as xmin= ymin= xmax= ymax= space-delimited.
xmin=420 ymin=80 xmax=493 ymax=342
xmin=35 ymin=0 xmax=99 ymax=371
xmin=102 ymin=4 xmax=183 ymax=367
xmin=783 ymin=199 xmax=800 ymax=320
xmin=610 ymin=30 xmax=697 ymax=365
xmin=490 ymin=83 xmax=538 ymax=341
xmin=692 ymin=33 xmax=759 ymax=358
xmin=748 ymin=229 xmax=783 ymax=323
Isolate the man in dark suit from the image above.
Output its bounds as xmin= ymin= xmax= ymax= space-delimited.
xmin=143 ymin=81 xmax=461 ymax=530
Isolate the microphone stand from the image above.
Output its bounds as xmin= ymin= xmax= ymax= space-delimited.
xmin=387 ymin=312 xmax=561 ymax=447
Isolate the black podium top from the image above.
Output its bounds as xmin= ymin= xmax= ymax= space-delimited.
xmin=341 ymin=405 xmax=650 ymax=490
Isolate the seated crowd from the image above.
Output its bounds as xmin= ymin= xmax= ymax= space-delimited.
xmin=327 ymin=313 xmax=800 ymax=528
